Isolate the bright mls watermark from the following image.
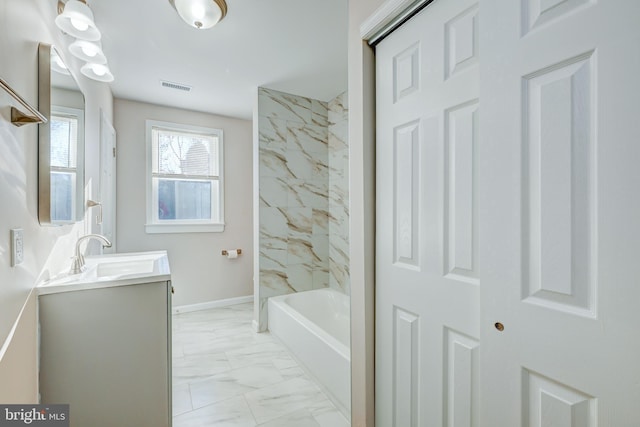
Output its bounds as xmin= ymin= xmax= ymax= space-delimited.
xmin=0 ymin=405 xmax=68 ymax=426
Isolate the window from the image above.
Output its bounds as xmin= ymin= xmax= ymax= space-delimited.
xmin=146 ymin=120 xmax=224 ymax=233
xmin=50 ymin=107 xmax=82 ymax=223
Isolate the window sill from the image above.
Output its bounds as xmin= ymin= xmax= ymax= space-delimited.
xmin=145 ymin=223 xmax=225 ymax=234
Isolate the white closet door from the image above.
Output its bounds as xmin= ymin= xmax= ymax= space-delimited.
xmin=480 ymin=1 xmax=640 ymax=425
xmin=376 ymin=0 xmax=640 ymax=425
xmin=376 ymin=0 xmax=480 ymax=425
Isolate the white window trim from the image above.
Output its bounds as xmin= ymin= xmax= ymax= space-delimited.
xmin=145 ymin=119 xmax=225 ymax=234
xmin=50 ymin=105 xmax=84 ymax=225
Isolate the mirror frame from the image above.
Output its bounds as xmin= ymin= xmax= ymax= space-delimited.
xmin=38 ymin=43 xmax=86 ymax=225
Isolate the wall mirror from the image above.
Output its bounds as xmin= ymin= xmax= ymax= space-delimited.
xmin=38 ymin=43 xmax=85 ymax=225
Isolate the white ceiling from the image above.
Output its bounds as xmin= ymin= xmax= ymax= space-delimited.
xmin=88 ymin=0 xmax=348 ymax=119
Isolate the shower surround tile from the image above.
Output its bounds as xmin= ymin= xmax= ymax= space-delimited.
xmin=286 ymin=264 xmax=314 ymax=292
xmin=312 ymin=270 xmax=330 ymax=290
xmin=328 ymin=93 xmax=348 ymax=123
xmin=260 ymin=270 xmax=294 ymax=295
xmin=328 ymin=124 xmax=349 ymax=151
xmin=287 ymin=237 xmax=319 ymax=266
xmin=286 ymin=150 xmax=328 ymax=181
xmin=259 ymin=248 xmax=287 ymax=271
xmin=259 ymin=88 xmax=313 ymax=124
xmin=328 ymin=92 xmax=350 ymax=295
xmin=312 ymin=99 xmax=330 ymax=127
xmin=288 ymin=180 xmax=328 ymax=209
xmin=259 ymin=117 xmax=288 ymax=148
xmin=259 ymin=207 xmax=288 ymax=250
xmin=287 ymin=123 xmax=329 ymax=154
xmin=259 ymin=177 xmax=288 ymax=207
xmin=312 ymin=209 xmax=329 ymax=235
xmin=283 ymin=207 xmax=313 ymax=237
xmin=259 ymin=147 xmax=290 ymax=178
xmin=257 ymin=88 xmax=349 ymax=331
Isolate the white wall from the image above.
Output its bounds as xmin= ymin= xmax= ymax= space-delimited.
xmin=0 ymin=0 xmax=113 ymax=400
xmin=114 ymin=99 xmax=253 ymax=307
xmin=348 ymin=0 xmax=385 ymax=425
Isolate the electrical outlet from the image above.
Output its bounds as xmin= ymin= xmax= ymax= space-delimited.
xmin=10 ymin=228 xmax=24 ymax=266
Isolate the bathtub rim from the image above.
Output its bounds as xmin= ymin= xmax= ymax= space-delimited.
xmin=268 ymin=288 xmax=351 ymax=362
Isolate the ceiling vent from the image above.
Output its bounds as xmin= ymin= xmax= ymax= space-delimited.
xmin=161 ymin=80 xmax=192 ymax=92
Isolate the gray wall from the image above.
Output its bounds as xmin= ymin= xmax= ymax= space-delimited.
xmin=114 ymin=99 xmax=253 ymax=307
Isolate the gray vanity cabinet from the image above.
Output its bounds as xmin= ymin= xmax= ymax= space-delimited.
xmin=38 ymin=281 xmax=172 ymax=427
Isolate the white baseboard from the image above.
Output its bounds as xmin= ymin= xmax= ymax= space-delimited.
xmin=172 ymin=295 xmax=253 ymax=314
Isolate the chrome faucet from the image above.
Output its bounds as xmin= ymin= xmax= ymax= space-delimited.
xmin=70 ymin=234 xmax=112 ymax=274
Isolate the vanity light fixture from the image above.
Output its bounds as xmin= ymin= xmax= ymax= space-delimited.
xmin=56 ymin=0 xmax=115 ymax=83
xmin=55 ymin=0 xmax=101 ymax=41
xmin=69 ymin=40 xmax=107 ymax=64
xmin=81 ymin=63 xmax=114 ymax=83
xmin=168 ymin=0 xmax=228 ymax=29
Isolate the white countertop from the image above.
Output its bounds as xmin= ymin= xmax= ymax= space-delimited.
xmin=38 ymin=251 xmax=171 ymax=295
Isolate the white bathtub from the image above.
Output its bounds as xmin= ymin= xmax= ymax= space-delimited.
xmin=268 ymin=288 xmax=351 ymax=418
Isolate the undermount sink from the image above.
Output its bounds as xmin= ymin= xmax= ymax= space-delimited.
xmin=38 ymin=251 xmax=171 ymax=295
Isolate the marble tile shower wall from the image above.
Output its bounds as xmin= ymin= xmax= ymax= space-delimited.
xmin=328 ymin=92 xmax=350 ymax=295
xmin=258 ymin=88 xmax=330 ymax=330
xmin=257 ymin=88 xmax=350 ymax=330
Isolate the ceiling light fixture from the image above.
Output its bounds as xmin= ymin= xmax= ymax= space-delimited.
xmin=168 ymin=0 xmax=228 ymax=29
xmin=55 ymin=0 xmax=101 ymax=41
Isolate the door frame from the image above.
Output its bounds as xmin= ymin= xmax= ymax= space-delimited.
xmin=99 ymin=108 xmax=117 ymax=253
xmin=350 ymin=1 xmax=430 ymax=425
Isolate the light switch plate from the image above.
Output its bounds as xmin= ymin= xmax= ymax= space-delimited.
xmin=11 ymin=228 xmax=24 ymax=266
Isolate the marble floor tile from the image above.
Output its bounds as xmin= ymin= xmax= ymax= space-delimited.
xmin=271 ymin=353 xmax=298 ymax=370
xmin=244 ymin=376 xmax=327 ymax=424
xmin=277 ymin=365 xmax=306 ymax=380
xmin=270 ymin=353 xmax=306 ymax=379
xmin=173 ymin=396 xmax=257 ymax=427
xmin=309 ymin=399 xmax=350 ymax=427
xmin=181 ymin=331 xmax=272 ymax=356
xmin=313 ymin=409 xmax=350 ymax=427
xmin=190 ymin=365 xmax=284 ymax=409
xmin=172 ymin=302 xmax=349 ymax=426
xmin=226 ymin=342 xmax=289 ymax=370
xmin=173 ymin=383 xmax=193 ymax=416
xmin=227 ymin=302 xmax=253 ymax=312
xmin=256 ymin=408 xmax=320 ymax=427
xmin=173 ymin=352 xmax=231 ymax=386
